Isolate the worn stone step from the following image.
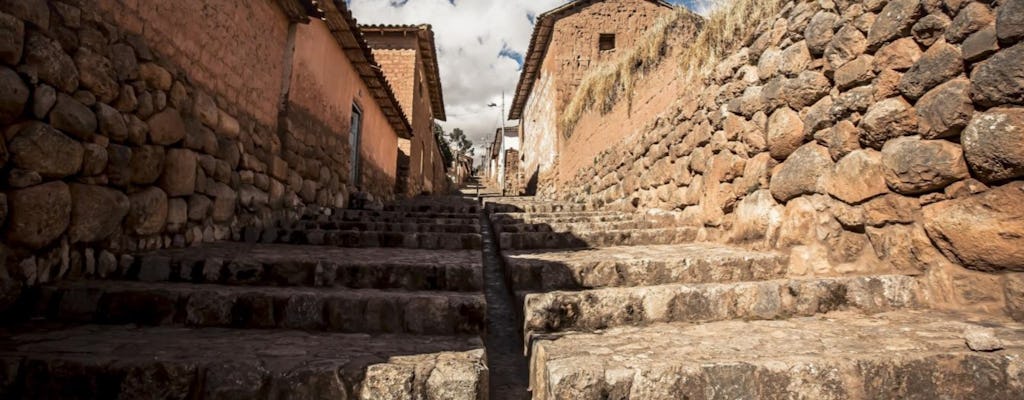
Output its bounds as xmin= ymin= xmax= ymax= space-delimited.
xmin=490 ymin=212 xmax=634 ymax=226
xmin=498 ymin=228 xmax=699 ymax=250
xmin=0 ymin=324 xmax=486 ymax=399
xmin=256 ymin=229 xmax=483 ymax=250
xmin=485 ymin=203 xmax=589 ymax=213
xmin=523 ymin=275 xmax=922 ymax=337
xmin=503 ymin=244 xmax=788 ymax=291
xmin=123 ymin=243 xmax=483 ymax=291
xmin=288 ymin=221 xmax=480 ymax=234
xmin=529 ymin=310 xmax=1024 ymax=399
xmin=383 ymin=204 xmax=480 ymax=214
xmin=330 ymin=210 xmax=480 ymax=223
xmin=26 ymin=281 xmax=485 ymax=335
xmin=496 ymin=220 xmax=657 ymax=233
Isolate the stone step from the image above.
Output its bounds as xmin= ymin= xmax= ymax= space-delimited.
xmin=329 ymin=210 xmax=480 ymax=222
xmin=0 ymin=324 xmax=486 ymax=399
xmin=496 ymin=220 xmax=656 ymax=233
xmin=529 ymin=310 xmax=1024 ymax=399
xmin=123 ymin=243 xmax=483 ymax=292
xmin=383 ymin=205 xmax=480 ymax=214
xmin=503 ymin=244 xmax=788 ymax=291
xmin=485 ymin=203 xmax=589 ymax=213
xmin=25 ymin=281 xmax=485 ymax=335
xmin=498 ymin=228 xmax=699 ymax=250
xmin=288 ymin=221 xmax=480 ymax=234
xmin=253 ymin=229 xmax=483 ymax=250
xmin=523 ymin=275 xmax=922 ymax=337
xmin=490 ymin=213 xmax=634 ymax=226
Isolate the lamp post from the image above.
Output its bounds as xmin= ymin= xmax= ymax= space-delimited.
xmin=488 ymin=91 xmax=506 ymax=195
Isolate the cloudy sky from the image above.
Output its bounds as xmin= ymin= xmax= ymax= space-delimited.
xmin=347 ymin=0 xmax=716 ymax=164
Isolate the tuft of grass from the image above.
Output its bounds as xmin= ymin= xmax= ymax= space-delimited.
xmin=559 ymin=0 xmax=786 ymax=137
xmin=677 ymin=0 xmax=786 ymax=79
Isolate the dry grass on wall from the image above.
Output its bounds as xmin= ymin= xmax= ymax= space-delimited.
xmin=559 ymin=0 xmax=785 ymax=137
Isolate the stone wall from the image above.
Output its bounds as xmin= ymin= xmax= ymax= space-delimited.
xmin=0 ymin=0 xmax=401 ymax=306
xmin=503 ymin=149 xmax=524 ymax=196
xmin=544 ymin=0 xmax=1024 ymax=317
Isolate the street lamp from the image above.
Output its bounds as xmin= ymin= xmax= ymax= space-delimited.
xmin=488 ymin=92 xmax=506 ymax=195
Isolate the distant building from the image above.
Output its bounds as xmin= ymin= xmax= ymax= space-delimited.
xmin=508 ymin=0 xmax=676 ymax=194
xmin=485 ymin=126 xmax=521 ymax=193
xmin=361 ymin=24 xmax=449 ymax=196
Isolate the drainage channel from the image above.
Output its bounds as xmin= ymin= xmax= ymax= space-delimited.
xmin=479 ymin=208 xmax=531 ymax=400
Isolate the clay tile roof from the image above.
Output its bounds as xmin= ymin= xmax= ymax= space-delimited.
xmin=360 ymin=24 xmax=447 ymax=121
xmin=283 ymin=0 xmax=413 ymax=138
xmin=508 ymin=0 xmax=675 ymax=120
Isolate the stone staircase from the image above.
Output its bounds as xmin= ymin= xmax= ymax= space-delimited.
xmin=485 ymin=197 xmax=1024 ymax=399
xmin=0 ymin=197 xmax=489 ymax=399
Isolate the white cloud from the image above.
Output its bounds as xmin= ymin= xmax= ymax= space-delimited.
xmin=349 ymin=0 xmax=564 ymax=166
xmin=347 ymin=0 xmax=709 ymax=167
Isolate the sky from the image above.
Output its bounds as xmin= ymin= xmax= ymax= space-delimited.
xmin=347 ymin=0 xmax=718 ymax=165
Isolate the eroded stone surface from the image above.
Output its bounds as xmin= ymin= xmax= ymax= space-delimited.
xmin=531 ymin=311 xmax=1024 ymax=400
xmin=0 ymin=324 xmax=485 ymax=400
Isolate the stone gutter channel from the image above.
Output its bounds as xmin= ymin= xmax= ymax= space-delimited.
xmin=479 ymin=208 xmax=531 ymax=400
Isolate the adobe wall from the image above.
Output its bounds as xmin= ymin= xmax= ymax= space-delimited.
xmin=520 ymin=0 xmax=675 ymax=193
xmin=554 ymin=12 xmax=703 ymax=186
xmin=544 ymin=0 xmax=1024 ymax=318
xmin=369 ymin=35 xmax=448 ymax=195
xmin=291 ymin=20 xmax=398 ymax=201
xmin=0 ymin=0 xmax=397 ymax=307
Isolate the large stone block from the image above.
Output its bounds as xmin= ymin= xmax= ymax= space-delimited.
xmin=208 ymin=182 xmax=237 ymax=222
xmin=873 ymin=37 xmax=921 ymax=72
xmin=147 ymin=108 xmax=186 ymax=145
xmin=105 ymin=144 xmax=132 ymax=187
xmin=916 ymin=77 xmax=973 ymax=139
xmin=49 ymin=94 xmax=96 ymax=140
xmin=127 ymin=187 xmax=168 ymax=236
xmin=769 ymin=143 xmax=832 ymax=202
xmin=971 ymin=42 xmax=1024 ymax=107
xmin=8 ymin=122 xmax=83 ymax=178
xmin=805 ymin=11 xmax=840 ymax=55
xmin=0 ymin=11 xmax=23 ymax=65
xmin=962 ymin=26 xmax=999 ymax=62
xmin=881 ymin=137 xmax=969 ymax=194
xmin=0 ymin=0 xmax=48 ymax=29
xmin=22 ymin=32 xmax=77 ymax=93
xmin=130 ymin=145 xmax=165 ymax=185
xmin=68 ymin=183 xmax=129 ymax=243
xmin=160 ymin=149 xmax=197 ymax=197
xmin=946 ymin=2 xmax=994 ymax=43
xmin=998 ymin=0 xmax=1024 ymax=43
xmin=897 ymin=40 xmax=963 ymax=100
xmin=0 ymin=65 xmax=27 ymax=124
xmin=80 ymin=142 xmax=107 ymax=176
xmin=924 ymin=181 xmax=1024 ymax=272
xmin=859 ymin=97 xmax=918 ymax=149
xmin=867 ymin=0 xmax=924 ymax=49
xmin=73 ymin=48 xmax=118 ymax=103
xmin=766 ymin=107 xmax=805 ymax=160
xmin=962 ymin=107 xmax=1024 ymax=182
xmin=825 ymin=25 xmax=867 ymax=69
xmin=826 ymin=150 xmax=889 ymax=204
xmin=7 ymin=181 xmax=70 ymax=249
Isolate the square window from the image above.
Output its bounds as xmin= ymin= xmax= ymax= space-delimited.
xmin=599 ymin=34 xmax=616 ymax=51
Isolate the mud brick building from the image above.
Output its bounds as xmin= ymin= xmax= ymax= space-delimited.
xmin=509 ymin=0 xmax=677 ymax=194
xmin=361 ymin=24 xmax=449 ymax=196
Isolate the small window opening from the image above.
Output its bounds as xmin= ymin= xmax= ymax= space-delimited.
xmin=599 ymin=34 xmax=616 ymax=52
